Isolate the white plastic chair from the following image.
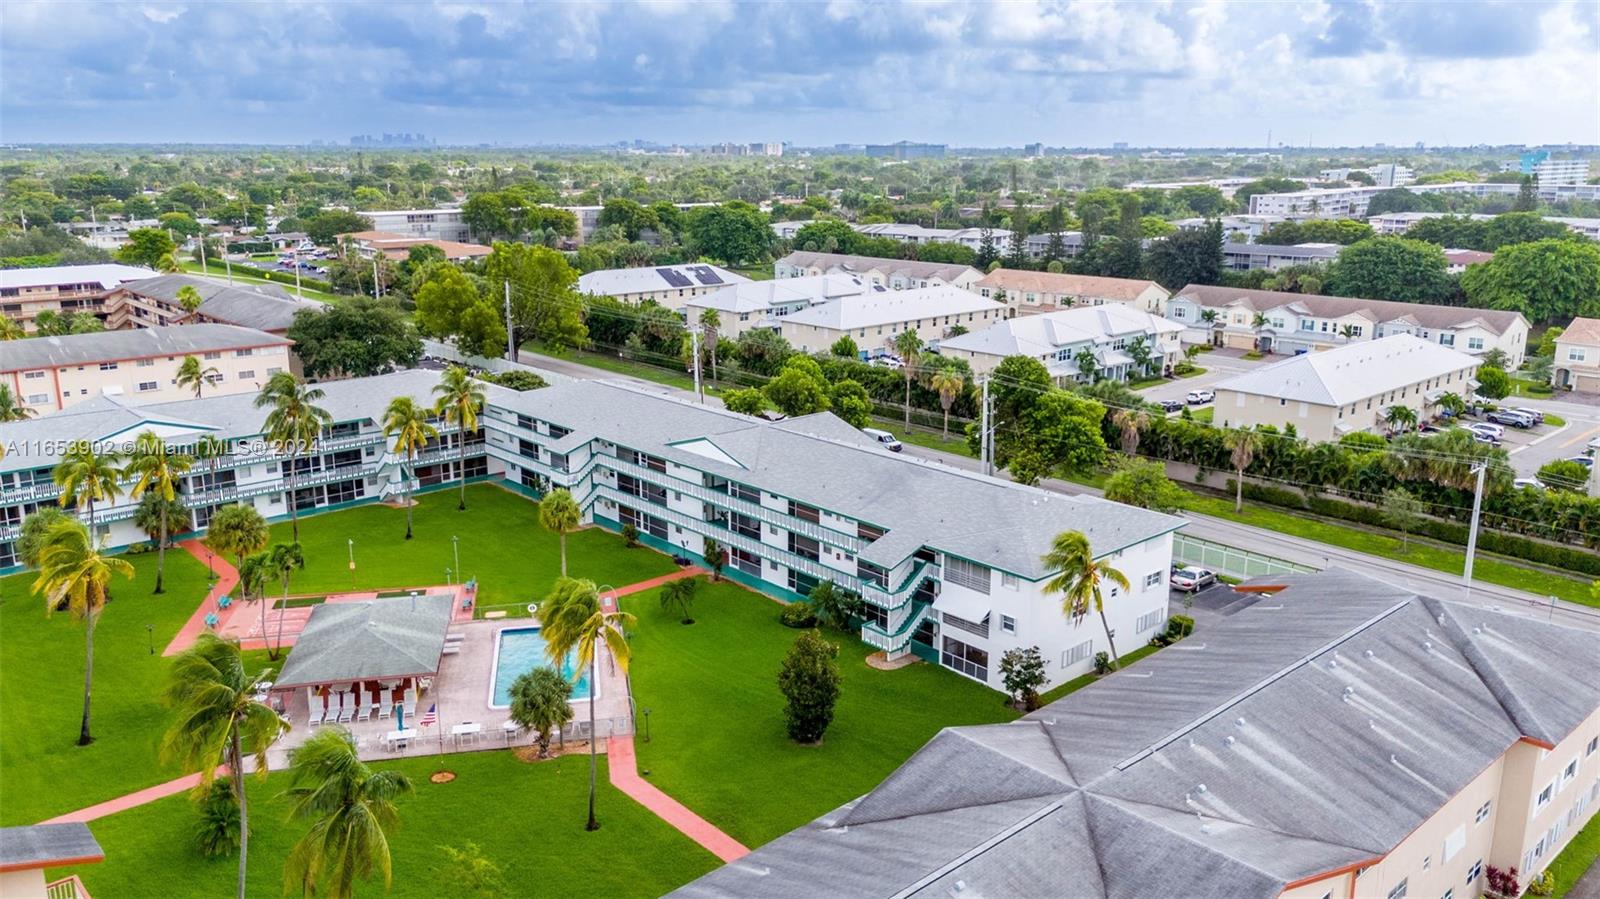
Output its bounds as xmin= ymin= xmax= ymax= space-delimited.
xmin=337 ymin=692 xmax=356 ymax=724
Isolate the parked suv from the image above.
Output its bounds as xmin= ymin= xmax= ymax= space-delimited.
xmin=1464 ymin=421 xmax=1504 ymax=439
xmin=1185 ymin=388 xmax=1214 ymax=405
xmin=1511 ymin=407 xmax=1545 ymax=425
xmin=1486 ymin=409 xmax=1535 ymax=428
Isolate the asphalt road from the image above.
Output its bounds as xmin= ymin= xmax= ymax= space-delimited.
xmin=517 ymin=350 xmax=1600 ymax=632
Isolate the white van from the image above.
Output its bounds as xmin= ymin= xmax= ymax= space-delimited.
xmin=861 ymin=428 xmax=903 ymax=453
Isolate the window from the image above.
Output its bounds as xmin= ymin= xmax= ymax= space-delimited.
xmin=26 ymin=393 xmax=48 ymax=405
xmin=1000 ymin=572 xmax=1019 ymax=590
xmin=238 ymin=370 xmax=255 ymax=380
xmin=235 ymin=348 xmax=253 ymax=357
xmin=1062 ymin=640 xmax=1092 ymax=668
xmin=136 ymin=357 xmax=155 ymax=367
xmin=1000 ymin=615 xmax=1016 ymax=635
xmin=1466 ymin=860 xmax=1482 ymax=884
xmin=787 ymin=500 xmax=820 ymax=523
xmin=1467 ymin=337 xmax=1484 ymax=350
xmin=1422 ymin=856 xmax=1431 ymax=871
xmin=1144 ymin=571 xmax=1162 ymax=588
xmin=1586 ymin=736 xmax=1597 ymax=757
xmin=944 ymin=557 xmax=991 ymax=594
xmin=1444 ymin=824 xmax=1466 ymax=861
xmin=22 ymin=370 xmax=45 ymax=379
xmin=1386 ymin=877 xmax=1407 ymax=899
xmin=137 ymin=381 xmax=159 ymax=392
xmin=203 ymin=351 xmax=222 ymax=360
xmin=1476 ymin=800 xmax=1492 ymax=824
xmin=1537 ymin=782 xmax=1554 ymax=811
xmin=1442 ymin=890 xmax=1454 ymax=899
xmin=1561 ymin=759 xmax=1578 ymax=790
xmin=941 ymin=636 xmax=988 ymax=681
xmin=1569 ymin=348 xmax=1588 ymax=362
xmin=1135 ymin=608 xmax=1166 ymax=632
xmin=98 ymin=362 xmax=118 ymax=371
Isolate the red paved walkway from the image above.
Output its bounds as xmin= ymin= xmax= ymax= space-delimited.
xmin=606 ymin=735 xmax=749 ymax=863
xmin=40 ymin=766 xmax=225 ymax=824
xmin=600 ymin=567 xmax=706 ymax=612
xmin=163 ymin=540 xmax=240 ymax=656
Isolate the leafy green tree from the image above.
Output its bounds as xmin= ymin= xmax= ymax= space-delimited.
xmin=1513 ymin=175 xmax=1538 ymax=212
xmin=254 ymin=372 xmax=331 ymax=542
xmin=829 ymin=335 xmax=859 ymax=358
xmin=163 ymin=633 xmax=288 ymax=899
xmin=1381 ymin=487 xmax=1424 ymax=553
xmin=485 ymin=242 xmax=588 ymax=352
xmin=1257 ymin=219 xmax=1373 ymax=245
xmin=1364 ymin=189 xmax=1427 ymax=217
xmin=1537 ymin=327 xmax=1564 ymax=357
xmin=1146 ymin=220 xmax=1224 ymax=290
xmin=1475 ymin=365 xmax=1512 ymax=400
xmin=484 ymin=370 xmax=547 ymax=391
xmin=413 ymin=264 xmax=506 ymax=358
xmin=1482 ymin=212 xmax=1571 ymax=250
xmin=763 ymin=356 xmax=831 ymax=417
xmin=1327 ymin=238 xmax=1451 ymax=304
xmin=734 ymin=327 xmax=795 ymax=376
xmin=1406 ymin=216 xmax=1488 ymax=250
xmin=435 ymin=843 xmax=511 ymax=899
xmin=281 ymin=728 xmax=414 ymax=899
xmin=286 ymin=299 xmax=422 ymax=378
xmin=125 ymin=430 xmax=194 ymax=593
xmin=1231 ymin=178 xmax=1306 ymax=210
xmin=538 ymin=489 xmax=582 ymax=577
xmin=827 ymin=379 xmax=873 ymax=429
xmin=115 ymin=227 xmax=176 ymax=269
xmin=1461 ymin=239 xmax=1600 ymax=323
xmin=460 ymin=193 xmax=516 ymax=242
xmin=721 ymin=387 xmax=768 ymax=417
xmin=32 ymin=310 xmax=105 ymax=335
xmin=31 ymin=517 xmax=134 ymax=745
xmin=778 ymin=629 xmax=841 ymax=744
xmin=17 ymin=507 xmax=70 ymax=569
xmin=540 ymin=577 xmax=635 ymax=830
xmin=507 ymin=667 xmax=574 ymax=759
xmin=1006 ymin=390 xmax=1108 ymax=485
xmin=686 ymin=201 xmax=771 ymax=265
xmin=1041 ymin=530 xmax=1130 ymax=670
xmin=1102 ymin=458 xmax=1186 ymax=512
xmin=1536 ymin=460 xmax=1590 ymax=492
xmin=433 ymin=365 xmax=486 ymax=510
xmin=304 ymin=210 xmax=372 ymax=246
xmin=659 ymin=577 xmax=698 ymax=624
xmin=999 ymin=646 xmax=1047 ymax=710
xmin=793 ymin=220 xmax=858 ymax=254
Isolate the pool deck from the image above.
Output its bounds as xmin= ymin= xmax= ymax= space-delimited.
xmin=264 ymin=617 xmax=634 ymax=766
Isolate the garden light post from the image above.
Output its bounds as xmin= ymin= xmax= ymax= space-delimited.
xmin=348 ymin=538 xmax=356 ymax=587
xmin=452 ymin=535 xmax=460 ymax=582
xmin=146 ymin=623 xmax=154 ymax=655
xmin=446 ymin=567 xmax=452 ymax=586
xmin=643 ymin=708 xmax=652 ymax=743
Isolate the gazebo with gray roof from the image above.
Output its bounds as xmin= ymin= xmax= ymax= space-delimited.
xmin=275 ymin=594 xmax=454 ymax=725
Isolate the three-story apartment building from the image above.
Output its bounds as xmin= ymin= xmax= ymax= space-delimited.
xmin=0 ymin=370 xmax=1183 ymax=693
xmin=0 ymin=264 xmax=158 ymax=332
xmin=939 ymin=304 xmax=1184 ymax=382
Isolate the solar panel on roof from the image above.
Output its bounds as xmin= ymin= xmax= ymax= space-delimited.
xmin=689 ymin=265 xmax=724 ymax=286
xmin=656 ymin=268 xmax=693 ymax=288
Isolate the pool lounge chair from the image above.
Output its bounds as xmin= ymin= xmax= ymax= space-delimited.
xmin=359 ymin=697 xmax=377 ymax=722
xmin=378 ymin=702 xmax=392 ymax=721
xmin=337 ymin=693 xmax=356 ymax=724
xmin=307 ymin=701 xmax=325 ymax=727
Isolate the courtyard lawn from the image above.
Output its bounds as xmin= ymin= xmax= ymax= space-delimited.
xmin=625 ymin=578 xmax=1019 ymax=848
xmin=0 ymin=550 xmax=259 ymax=824
xmin=64 ymin=752 xmax=720 ymax=899
xmin=1549 ymin=813 xmax=1600 ymax=899
xmin=179 ymin=259 xmax=343 ymax=304
xmin=270 ymin=483 xmax=678 ymax=610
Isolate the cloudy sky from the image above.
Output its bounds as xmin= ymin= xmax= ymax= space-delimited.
xmin=2 ymin=0 xmax=1597 ymax=147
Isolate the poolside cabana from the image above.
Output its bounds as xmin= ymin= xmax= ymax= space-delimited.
xmin=275 ymin=594 xmax=454 ymax=729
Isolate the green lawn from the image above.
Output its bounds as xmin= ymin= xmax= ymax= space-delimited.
xmin=271 ymin=483 xmax=678 ymax=610
xmin=0 ymin=550 xmax=278 ymax=824
xmin=1549 ymin=812 xmax=1600 ymax=899
xmin=728 ymin=264 xmax=774 ymax=281
xmin=625 ymin=578 xmax=1018 ymax=847
xmin=1126 ymin=375 xmax=1166 ymax=390
xmin=1177 ymin=367 xmax=1208 ymax=379
xmin=63 ymin=752 xmax=719 ymax=899
xmin=874 ymin=419 xmax=974 ymax=456
xmin=179 ymin=259 xmax=344 ymax=303
xmin=1182 ymin=494 xmax=1596 ymax=606
xmin=1189 ymin=407 xmax=1215 ymax=424
xmin=524 ymin=346 xmax=702 ymax=393
xmin=1037 ymin=644 xmax=1161 ymax=705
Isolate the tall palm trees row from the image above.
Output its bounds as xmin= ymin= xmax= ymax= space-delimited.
xmin=379 ymin=365 xmax=487 ymax=540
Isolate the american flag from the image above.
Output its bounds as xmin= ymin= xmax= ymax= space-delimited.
xmin=419 ymin=703 xmax=437 ymax=727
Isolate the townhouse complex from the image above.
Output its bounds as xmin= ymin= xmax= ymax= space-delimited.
xmin=777 ymin=285 xmax=1006 ymax=353
xmin=773 ymin=251 xmax=983 ymax=290
xmin=940 ymin=304 xmax=1183 ymax=382
xmin=0 ymin=264 xmax=158 ymax=332
xmin=1212 ymin=334 xmax=1481 ymax=441
xmin=1169 ymin=284 xmax=1529 ymax=366
xmin=677 ymin=569 xmax=1600 ymax=899
xmin=576 ymin=263 xmax=750 ymax=309
xmin=0 ymin=370 xmax=1183 ymax=693
xmin=971 ymin=270 xmax=1170 ymax=315
xmin=682 ymin=273 xmax=879 ymax=340
xmin=3 ymin=324 xmax=295 ymax=413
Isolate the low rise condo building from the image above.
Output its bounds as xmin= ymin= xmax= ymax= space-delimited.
xmin=0 ymin=264 xmax=158 ymax=333
xmin=675 ymin=568 xmax=1600 ymax=899
xmin=577 ymin=264 xmax=750 ymax=310
xmin=773 ymin=252 xmax=983 ymax=291
xmin=1553 ymin=316 xmax=1600 ymax=394
xmin=940 ymin=305 xmax=1183 ymax=382
xmin=360 ymin=208 xmax=470 ymax=243
xmin=971 ymin=270 xmax=1170 ymax=315
xmin=112 ymin=273 xmax=321 ymax=335
xmin=1369 ymin=211 xmax=1600 ymax=242
xmin=336 ymin=230 xmax=492 ymax=262
xmin=3 ymin=323 xmax=295 ymax=413
xmin=1222 ymin=242 xmax=1341 ymax=271
xmin=682 ymin=273 xmax=879 ymax=340
xmin=0 ymin=822 xmax=104 ymax=899
xmin=1211 ymin=334 xmax=1480 ymax=441
xmin=777 ymin=285 xmax=1006 ymax=353
xmin=1169 ymin=283 xmax=1529 ymax=366
xmin=0 ymin=370 xmax=1183 ymax=692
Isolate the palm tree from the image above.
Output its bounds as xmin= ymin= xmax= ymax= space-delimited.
xmin=162 ymin=633 xmax=289 ymax=899
xmin=432 ymin=366 xmax=485 ymax=511
xmin=281 ymin=728 xmax=414 ymax=899
xmin=1126 ymin=336 xmax=1154 ymax=377
xmin=1223 ymin=429 xmax=1262 ymax=513
xmin=255 ymin=372 xmax=331 ymax=542
xmin=31 ymin=517 xmax=134 ymax=745
xmin=126 ymin=430 xmax=194 ymax=594
xmin=53 ymin=439 xmax=123 ymax=541
xmin=238 ymin=551 xmax=272 ymax=607
xmin=1436 ymin=392 xmax=1467 ymax=420
xmin=1383 ymin=405 xmax=1418 ymax=435
xmin=538 ymin=489 xmax=581 ymax=577
xmin=541 ymin=577 xmax=635 ymax=831
xmin=1338 ymin=324 xmax=1357 ymax=341
xmin=1042 ymin=530 xmax=1130 ymax=671
xmin=507 ymin=667 xmax=574 ymax=759
xmin=659 ymin=577 xmax=697 ymax=624
xmin=701 ymin=537 xmax=726 ymax=582
xmin=929 ymin=368 xmax=965 ymax=440
xmin=265 ymin=542 xmax=305 ymax=660
xmin=0 ymin=314 xmax=23 ymax=340
xmin=177 ymin=355 xmax=221 ymax=398
xmin=206 ymin=504 xmax=270 ymax=604
xmin=698 ymin=309 xmax=721 ymax=383
xmin=892 ymin=330 xmax=924 ymax=430
xmin=177 ymin=284 xmax=205 ymax=315
xmin=1 ymin=383 xmax=35 ymax=422
xmin=381 ymin=397 xmax=438 ymax=540
xmin=1110 ymin=408 xmax=1149 ymax=456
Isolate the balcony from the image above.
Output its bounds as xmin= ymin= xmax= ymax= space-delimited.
xmin=46 ymin=875 xmax=92 ymax=899
xmin=1 ymin=481 xmax=63 ymax=504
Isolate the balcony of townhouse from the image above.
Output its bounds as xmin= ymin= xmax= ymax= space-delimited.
xmin=0 ymin=480 xmax=65 ymax=505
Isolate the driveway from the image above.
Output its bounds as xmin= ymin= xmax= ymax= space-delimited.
xmin=1136 ymin=350 xmax=1263 ymax=404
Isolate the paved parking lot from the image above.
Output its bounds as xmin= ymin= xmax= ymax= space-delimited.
xmin=1135 ymin=349 xmax=1262 ymax=405
xmin=1168 ymin=582 xmax=1259 ymax=631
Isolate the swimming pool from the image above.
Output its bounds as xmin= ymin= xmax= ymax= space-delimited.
xmin=488 ymin=627 xmax=593 ymax=709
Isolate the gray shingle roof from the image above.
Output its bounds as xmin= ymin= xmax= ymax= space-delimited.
xmin=120 ymin=273 xmax=320 ymax=332
xmin=275 ymin=594 xmax=454 ymax=688
xmin=776 ymin=251 xmax=981 ymax=283
xmin=1175 ymin=283 xmax=1528 ymax=336
xmin=674 ymin=569 xmax=1600 ymax=899
xmin=0 ymin=823 xmax=104 ymax=869
xmin=1 ymin=323 xmax=289 ymax=372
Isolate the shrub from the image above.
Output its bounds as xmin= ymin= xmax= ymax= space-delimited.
xmin=1485 ymin=865 xmax=1519 ymax=898
xmin=1093 ymin=651 xmax=1112 ymax=675
xmin=1525 ymin=870 xmax=1553 ymax=897
xmin=1167 ymin=615 xmax=1195 ymax=639
xmin=620 ymin=523 xmax=639 ymax=548
xmin=778 ymin=629 xmax=841 ymax=744
xmin=999 ymin=647 xmax=1047 ymax=710
xmin=192 ymin=778 xmax=243 ymax=857
xmin=779 ymin=601 xmax=817 ymax=628
xmin=484 ymin=370 xmax=548 ymax=391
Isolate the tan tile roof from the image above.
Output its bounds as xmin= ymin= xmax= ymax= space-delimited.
xmin=1175 ymin=284 xmax=1527 ymax=336
xmin=976 ymin=270 xmax=1166 ymax=302
xmin=1559 ymin=316 xmax=1600 ymax=346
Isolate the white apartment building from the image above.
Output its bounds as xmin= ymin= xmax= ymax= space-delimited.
xmin=3 ymin=324 xmax=294 ymax=414
xmin=1553 ymin=317 xmax=1600 ymax=394
xmin=577 ymin=264 xmax=751 ymax=310
xmin=940 ymin=304 xmax=1183 ymax=382
xmin=676 ymin=568 xmax=1600 ymax=899
xmin=1319 ymin=163 xmax=1415 ymax=187
xmin=1500 ymin=157 xmax=1591 ymax=185
xmin=1252 ymin=181 xmax=1600 ymax=218
xmin=773 ymin=252 xmax=984 ymax=291
xmin=1369 ymin=211 xmax=1600 ymax=242
xmin=1169 ymin=284 xmax=1530 ymax=365
xmin=971 ymin=270 xmax=1170 ymax=315
xmin=682 ymin=274 xmax=878 ymax=340
xmin=0 ymin=264 xmax=158 ymax=333
xmin=1212 ymin=334 xmax=1481 ymax=441
xmin=778 ymin=285 xmax=1007 ymax=353
xmin=851 ymin=223 xmax=1015 ymax=255
xmin=0 ymin=369 xmax=1183 ymax=692
xmin=1173 ymin=214 xmax=1295 ymax=243
xmin=359 ymin=208 xmax=470 ymax=243
xmin=1221 ymin=242 xmax=1341 ymax=271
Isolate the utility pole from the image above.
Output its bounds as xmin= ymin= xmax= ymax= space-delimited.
xmin=691 ymin=328 xmax=703 ymax=402
xmin=1462 ymin=463 xmax=1487 ymax=599
xmin=293 ymin=246 xmax=303 ymax=298
xmin=223 ymin=243 xmax=233 ymax=285
xmin=197 ymin=234 xmax=206 ymax=274
xmin=372 ymin=258 xmax=382 ymax=299
xmin=980 ymin=376 xmax=993 ymax=476
xmin=504 ymin=280 xmax=515 ymax=362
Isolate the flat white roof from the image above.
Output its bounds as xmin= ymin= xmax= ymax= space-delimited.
xmin=0 ymin=264 xmax=157 ymax=290
xmin=1212 ymin=334 xmax=1479 ymax=406
xmin=779 ymin=285 xmax=1002 ymax=331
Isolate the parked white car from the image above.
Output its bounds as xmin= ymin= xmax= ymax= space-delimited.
xmin=1169 ymin=567 xmax=1217 ymax=592
xmin=1185 ymin=388 xmax=1214 ymax=405
xmin=1465 ymin=421 xmax=1504 ymax=439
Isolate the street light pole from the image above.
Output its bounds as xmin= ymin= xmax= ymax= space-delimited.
xmin=453 ymin=535 xmax=460 ymax=581
xmin=1462 ymin=463 xmax=1487 ymax=600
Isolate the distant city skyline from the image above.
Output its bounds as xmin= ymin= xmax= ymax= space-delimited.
xmin=2 ymin=0 xmax=1596 ymax=147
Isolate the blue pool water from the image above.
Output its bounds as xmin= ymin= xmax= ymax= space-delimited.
xmin=490 ymin=627 xmax=592 ymax=708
